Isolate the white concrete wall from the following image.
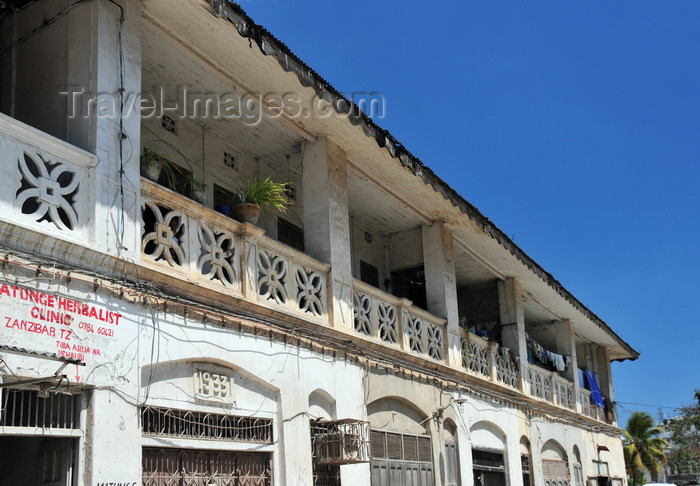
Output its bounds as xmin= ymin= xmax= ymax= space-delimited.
xmin=388 ymin=227 xmax=423 ymax=271
xmin=350 ymin=217 xmax=390 ymax=290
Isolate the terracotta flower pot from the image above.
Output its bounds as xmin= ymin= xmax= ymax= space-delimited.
xmin=232 ymin=203 xmax=261 ymax=224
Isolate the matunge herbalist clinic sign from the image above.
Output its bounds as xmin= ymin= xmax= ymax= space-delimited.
xmin=0 ymin=283 xmax=123 ymax=363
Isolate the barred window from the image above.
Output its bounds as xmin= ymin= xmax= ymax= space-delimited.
xmin=141 ymin=405 xmax=273 ymax=443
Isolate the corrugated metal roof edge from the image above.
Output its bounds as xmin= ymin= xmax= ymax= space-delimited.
xmin=207 ymin=0 xmax=639 ymax=361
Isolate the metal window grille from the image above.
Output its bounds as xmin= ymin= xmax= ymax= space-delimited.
xmin=141 ymin=405 xmax=273 ymax=444
xmin=0 ymin=388 xmax=78 ymax=429
xmin=142 ymin=447 xmax=271 ymax=486
xmin=311 ymin=422 xmax=341 ymax=486
xmin=312 ymin=419 xmax=371 ymax=465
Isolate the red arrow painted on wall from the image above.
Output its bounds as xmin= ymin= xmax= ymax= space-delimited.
xmin=74 ymin=364 xmax=80 ymax=383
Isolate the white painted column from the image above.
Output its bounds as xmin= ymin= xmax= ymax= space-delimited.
xmin=498 ymin=278 xmax=527 ymax=390
xmin=594 ymin=345 xmax=615 ymax=423
xmin=421 ymin=222 xmax=461 ymax=367
xmin=427 ymin=417 xmax=444 ymax=486
xmin=302 ymin=137 xmax=354 ymax=329
xmin=84 ymin=388 xmax=141 ymax=485
xmin=456 ymin=413 xmax=473 ymax=486
xmin=555 ymin=319 xmax=577 ymax=383
xmin=279 ymin=393 xmax=315 ymax=486
xmin=76 ymin=3 xmax=143 ymax=481
xmin=89 ymin=0 xmax=142 ymax=261
xmin=333 ymin=363 xmax=371 ymax=485
xmin=529 ymin=420 xmax=544 ymax=486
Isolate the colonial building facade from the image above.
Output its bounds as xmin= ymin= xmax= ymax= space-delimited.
xmin=0 ymin=1 xmax=637 ymax=485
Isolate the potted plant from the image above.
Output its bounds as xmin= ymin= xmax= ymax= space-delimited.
xmin=140 ymin=148 xmax=162 ymax=182
xmin=232 ymin=176 xmax=289 ymax=224
xmin=140 ymin=148 xmax=182 ymax=191
xmin=184 ymin=175 xmax=208 ymax=204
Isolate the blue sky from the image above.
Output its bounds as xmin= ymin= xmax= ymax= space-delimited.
xmin=238 ymin=1 xmax=700 ymax=422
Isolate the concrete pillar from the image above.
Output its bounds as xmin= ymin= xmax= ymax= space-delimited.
xmin=497 ymin=278 xmax=527 ymax=359
xmin=421 ymin=222 xmax=461 ymax=367
xmin=84 ymin=388 xmax=141 ymax=484
xmin=334 ymin=364 xmax=371 ymax=486
xmin=594 ymin=346 xmax=615 ymax=421
xmin=498 ymin=277 xmax=527 ymax=391
xmin=279 ymin=392 xmax=314 ymax=486
xmin=529 ymin=422 xmax=544 ymax=486
xmin=427 ymin=417 xmax=444 ymax=486
xmin=89 ymin=0 xmax=142 ymax=261
xmin=555 ymin=319 xmax=577 ymax=384
xmin=302 ymin=137 xmax=354 ymax=329
xmin=456 ymin=412 xmax=473 ymax=486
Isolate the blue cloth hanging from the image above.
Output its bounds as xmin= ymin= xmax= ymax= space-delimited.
xmin=585 ymin=370 xmax=605 ymax=407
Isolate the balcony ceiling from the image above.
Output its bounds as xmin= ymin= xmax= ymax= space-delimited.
xmin=141 ymin=0 xmax=637 ymax=361
xmin=141 ymin=22 xmax=303 ymax=170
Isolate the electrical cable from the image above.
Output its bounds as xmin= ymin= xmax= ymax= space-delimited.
xmin=0 ymin=248 xmax=618 ymax=436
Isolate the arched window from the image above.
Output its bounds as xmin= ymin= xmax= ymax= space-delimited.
xmin=541 ymin=440 xmax=570 ymax=486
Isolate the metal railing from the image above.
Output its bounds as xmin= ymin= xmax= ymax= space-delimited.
xmin=0 ymin=387 xmax=79 ymax=430
xmin=141 ymin=405 xmax=273 ymax=443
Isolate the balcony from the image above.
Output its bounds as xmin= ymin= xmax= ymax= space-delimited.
xmin=459 ymin=330 xmax=520 ymax=390
xmin=138 ymin=180 xmax=614 ymax=423
xmin=0 ymin=114 xmax=96 ymax=248
xmin=141 ymin=179 xmax=330 ymax=325
xmin=352 ymin=280 xmax=447 ymax=362
xmin=525 ymin=365 xmax=576 ymax=411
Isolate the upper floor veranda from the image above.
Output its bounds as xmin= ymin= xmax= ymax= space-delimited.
xmin=0 ymin=0 xmax=637 ymax=427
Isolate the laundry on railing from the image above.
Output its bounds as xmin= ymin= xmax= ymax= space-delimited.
xmin=526 ymin=334 xmax=568 ymax=372
xmin=582 ymin=369 xmax=605 ymax=407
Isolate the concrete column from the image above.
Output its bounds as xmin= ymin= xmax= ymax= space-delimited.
xmin=555 ymin=319 xmax=577 ymax=384
xmin=421 ymin=222 xmax=461 ymax=367
xmin=89 ymin=0 xmax=142 ymax=261
xmin=497 ymin=278 xmax=527 ymax=359
xmin=279 ymin=393 xmax=314 ymax=486
xmin=334 ymin=364 xmax=371 ymax=486
xmin=84 ymin=388 xmax=141 ymax=484
xmin=302 ymin=137 xmax=354 ymax=329
xmin=427 ymin=417 xmax=444 ymax=486
xmin=594 ymin=346 xmax=615 ymax=422
xmin=498 ymin=278 xmax=527 ymax=391
xmin=529 ymin=421 xmax=544 ymax=486
xmin=456 ymin=412 xmax=473 ymax=486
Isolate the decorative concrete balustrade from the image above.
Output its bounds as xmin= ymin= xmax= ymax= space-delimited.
xmin=351 ymin=280 xmax=447 ymax=362
xmin=552 ymin=375 xmax=575 ymax=410
xmin=0 ymin=114 xmax=96 ymax=246
xmin=459 ymin=330 xmax=520 ymax=389
xmin=461 ymin=332 xmax=491 ymax=379
xmin=579 ymin=388 xmax=606 ymax=421
xmin=526 ymin=366 xmax=553 ymax=402
xmin=140 ymin=178 xmax=605 ymax=421
xmin=526 ymin=364 xmax=577 ymax=411
xmin=141 ymin=180 xmax=329 ymax=324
